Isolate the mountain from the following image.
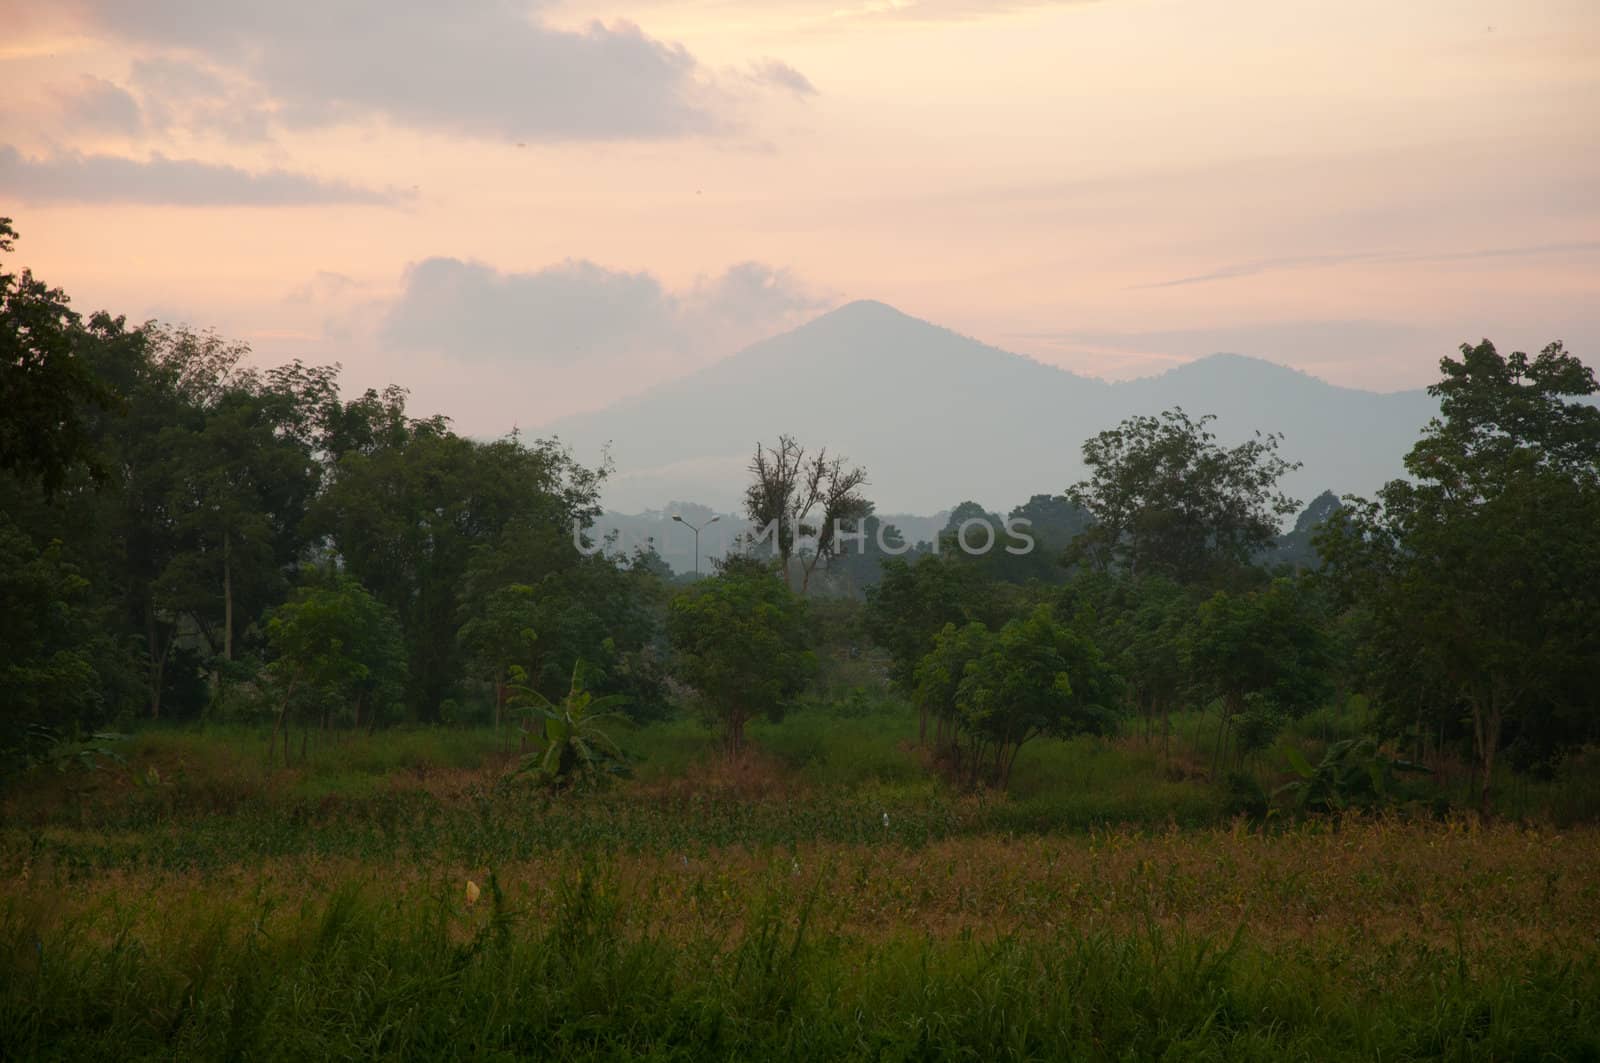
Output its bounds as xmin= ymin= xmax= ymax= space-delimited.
xmin=544 ymin=300 xmax=1439 ymax=516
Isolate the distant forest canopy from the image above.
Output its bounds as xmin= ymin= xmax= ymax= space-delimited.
xmin=580 ymin=487 xmax=1343 ymax=582
xmin=5 ymin=216 xmax=1600 ymax=812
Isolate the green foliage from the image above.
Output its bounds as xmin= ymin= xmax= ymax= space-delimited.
xmin=0 ymin=517 xmax=122 ymax=762
xmin=668 ymin=564 xmax=815 ymax=755
xmin=1059 ymin=573 xmax=1195 ymax=743
xmin=1275 ymin=736 xmax=1431 ymax=816
xmin=264 ymin=574 xmax=406 ymax=738
xmin=1187 ymin=578 xmax=1332 ymax=774
xmin=864 ymin=555 xmax=1001 ymax=693
xmin=0 ymin=218 xmax=116 ymax=494
xmin=1318 ymin=339 xmax=1600 ymax=810
xmin=509 ymin=661 xmax=632 ymax=788
xmin=917 ymin=606 xmax=1121 ymax=788
xmin=1067 ymin=407 xmax=1300 ymax=585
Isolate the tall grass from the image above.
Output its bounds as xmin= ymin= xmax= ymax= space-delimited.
xmin=4 ymin=856 xmax=1595 ymax=1061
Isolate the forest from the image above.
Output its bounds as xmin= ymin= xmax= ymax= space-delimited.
xmin=5 ymin=215 xmax=1600 ymax=1059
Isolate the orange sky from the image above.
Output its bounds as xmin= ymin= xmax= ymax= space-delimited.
xmin=3 ymin=0 xmax=1596 ymax=434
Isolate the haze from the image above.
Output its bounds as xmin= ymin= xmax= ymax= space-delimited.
xmin=3 ymin=0 xmax=1596 ymax=438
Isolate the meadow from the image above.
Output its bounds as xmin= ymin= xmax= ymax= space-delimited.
xmin=4 ymin=701 xmax=1599 ymax=1061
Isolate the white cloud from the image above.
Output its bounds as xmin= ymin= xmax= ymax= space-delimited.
xmin=380 ymin=256 xmax=825 ymax=364
xmin=0 ymin=146 xmax=402 ymax=205
xmin=66 ymin=0 xmax=813 ymax=142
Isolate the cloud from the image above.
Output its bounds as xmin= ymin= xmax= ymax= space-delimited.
xmin=0 ymin=146 xmax=402 ymax=205
xmin=46 ymin=75 xmax=142 ymax=135
xmin=285 ymin=271 xmax=361 ymax=304
xmin=381 ymin=257 xmax=824 ymax=364
xmin=611 ymin=0 xmax=1100 ymax=27
xmin=129 ymin=57 xmax=273 ymax=141
xmin=748 ymin=59 xmax=817 ymax=97
xmin=66 ymin=0 xmax=806 ymax=142
xmin=1141 ymin=241 xmax=1600 ymax=289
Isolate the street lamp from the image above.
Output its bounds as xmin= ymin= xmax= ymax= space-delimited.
xmin=671 ymin=514 xmax=720 ymax=577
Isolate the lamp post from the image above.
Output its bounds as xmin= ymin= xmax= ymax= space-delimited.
xmin=671 ymin=514 xmax=720 ymax=577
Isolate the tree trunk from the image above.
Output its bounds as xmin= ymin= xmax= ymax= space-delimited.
xmin=222 ymin=529 xmax=233 ymax=662
xmin=494 ymin=669 xmax=504 ymax=731
xmin=1211 ymin=696 xmax=1238 ymax=780
xmin=145 ymin=608 xmax=175 ymax=720
xmin=1471 ymin=693 xmax=1504 ymax=817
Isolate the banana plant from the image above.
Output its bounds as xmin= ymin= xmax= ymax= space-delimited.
xmin=1275 ymin=736 xmax=1430 ymax=815
xmin=508 ymin=661 xmax=632 ymax=788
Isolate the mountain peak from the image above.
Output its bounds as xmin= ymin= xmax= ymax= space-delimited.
xmin=823 ymin=298 xmax=906 ymax=320
xmin=790 ymin=299 xmax=924 ymax=340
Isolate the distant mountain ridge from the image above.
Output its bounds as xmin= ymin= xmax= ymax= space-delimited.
xmin=546 ymin=300 xmax=1440 ymax=515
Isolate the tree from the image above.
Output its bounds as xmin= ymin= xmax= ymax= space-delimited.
xmin=157 ymin=356 xmax=324 ymax=671
xmin=912 ymin=620 xmax=992 ymax=759
xmin=741 ymin=434 xmax=868 ymax=593
xmin=0 ymin=218 xmax=116 ymax=494
xmin=1317 ymin=340 xmax=1600 ymax=811
xmin=264 ymin=574 xmax=406 ymax=762
xmin=0 ymin=516 xmax=124 ymax=766
xmin=916 ymin=606 xmax=1120 ymax=788
xmin=1067 ymin=408 xmax=1300 ymax=585
xmin=1185 ymin=578 xmax=1331 ymax=777
xmin=667 ymin=563 xmax=814 ymax=756
xmin=310 ymin=424 xmax=605 ymax=721
xmin=1060 ymin=573 xmax=1193 ymax=755
xmin=826 ymin=509 xmax=910 ymax=593
xmin=865 ymin=555 xmax=1003 ymax=742
xmin=458 ymin=583 xmax=541 ymax=730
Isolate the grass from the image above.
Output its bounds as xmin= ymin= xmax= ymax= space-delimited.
xmin=4 ymin=699 xmax=1598 ymax=1058
xmin=5 ymin=822 xmax=1598 ymax=1060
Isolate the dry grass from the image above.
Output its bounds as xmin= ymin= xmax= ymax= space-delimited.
xmin=9 ymin=819 xmax=1595 ymax=965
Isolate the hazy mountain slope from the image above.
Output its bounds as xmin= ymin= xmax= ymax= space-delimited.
xmin=546 ymin=300 xmax=1438 ymax=514
xmin=1108 ymin=353 xmax=1440 ymax=510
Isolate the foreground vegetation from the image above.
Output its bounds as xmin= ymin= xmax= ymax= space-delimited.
xmin=4 ymin=712 xmax=1599 ymax=1059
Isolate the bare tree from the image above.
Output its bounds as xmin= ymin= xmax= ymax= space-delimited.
xmin=798 ymin=452 xmax=870 ymax=594
xmin=742 ymin=435 xmax=869 ymax=593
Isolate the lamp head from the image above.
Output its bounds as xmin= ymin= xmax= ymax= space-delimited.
xmin=671 ymin=515 xmax=684 ymax=523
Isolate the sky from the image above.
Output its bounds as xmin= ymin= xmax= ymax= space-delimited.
xmin=3 ymin=0 xmax=1597 ymax=436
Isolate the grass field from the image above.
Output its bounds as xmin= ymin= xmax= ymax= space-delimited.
xmin=4 ymin=703 xmax=1598 ymax=1059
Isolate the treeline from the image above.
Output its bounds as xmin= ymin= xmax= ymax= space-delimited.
xmin=5 ymin=216 xmax=1600 ymax=813
xmin=2 ymin=219 xmax=669 ymax=766
xmin=861 ymin=358 xmax=1600 ymax=810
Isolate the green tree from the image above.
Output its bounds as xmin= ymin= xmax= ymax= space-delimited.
xmin=0 ymin=219 xmax=116 ymax=494
xmin=1186 ymin=578 xmax=1331 ymax=777
xmin=0 ymin=516 xmax=124 ymax=766
xmin=310 ymin=425 xmax=604 ymax=721
xmin=1067 ymin=408 xmax=1300 ymax=585
xmin=917 ymin=606 xmax=1120 ymax=788
xmin=264 ymin=574 xmax=406 ymax=762
xmin=1061 ymin=573 xmax=1194 ymax=755
xmin=458 ymin=583 xmax=541 ymax=730
xmin=667 ymin=563 xmax=815 ymax=756
xmin=865 ymin=555 xmax=1003 ymax=742
xmin=158 ymin=358 xmax=325 ymax=673
xmin=911 ymin=620 xmax=992 ymax=759
xmin=1318 ymin=340 xmax=1600 ymax=811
